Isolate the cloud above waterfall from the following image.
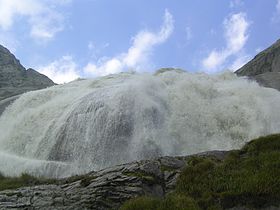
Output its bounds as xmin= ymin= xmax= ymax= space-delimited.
xmin=0 ymin=1 xmax=278 ymax=81
xmin=35 ymin=10 xmax=174 ymax=83
xmin=0 ymin=0 xmax=71 ymax=42
xmin=202 ymin=12 xmax=251 ymax=73
xmin=83 ymin=9 xmax=174 ymax=77
xmin=37 ymin=55 xmax=80 ymax=84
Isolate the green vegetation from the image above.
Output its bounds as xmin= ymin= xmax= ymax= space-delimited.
xmin=120 ymin=134 xmax=280 ymax=210
xmin=0 ymin=173 xmax=54 ymax=191
xmin=120 ymin=195 xmax=199 ymax=210
xmin=0 ymin=172 xmax=96 ymax=191
xmin=160 ymin=164 xmax=177 ymax=172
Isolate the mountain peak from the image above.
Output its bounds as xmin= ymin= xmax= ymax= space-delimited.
xmin=0 ymin=45 xmax=25 ymax=73
xmin=0 ymin=44 xmax=55 ymax=100
xmin=235 ymin=39 xmax=280 ymax=91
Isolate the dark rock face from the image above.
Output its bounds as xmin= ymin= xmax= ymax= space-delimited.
xmin=0 ymin=45 xmax=55 ymax=101
xmin=235 ymin=39 xmax=280 ymax=91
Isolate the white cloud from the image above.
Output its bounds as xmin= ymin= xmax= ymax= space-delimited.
xmin=224 ymin=13 xmax=249 ymax=54
xmin=202 ymin=12 xmax=250 ymax=73
xmin=0 ymin=0 xmax=39 ymax=30
xmin=202 ymin=50 xmax=228 ymax=70
xmin=84 ymin=58 xmax=122 ymax=77
xmin=29 ymin=9 xmax=65 ymax=40
xmin=229 ymin=0 xmax=244 ymax=8
xmin=271 ymin=0 xmax=280 ymax=22
xmin=37 ymin=56 xmax=80 ymax=84
xmin=84 ymin=10 xmax=174 ymax=77
xmin=0 ymin=0 xmax=70 ymax=41
xmin=35 ymin=10 xmax=173 ymax=83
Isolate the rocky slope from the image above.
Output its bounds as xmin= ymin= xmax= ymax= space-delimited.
xmin=0 ymin=152 xmax=227 ymax=210
xmin=0 ymin=45 xmax=55 ymax=114
xmin=235 ymin=39 xmax=280 ymax=91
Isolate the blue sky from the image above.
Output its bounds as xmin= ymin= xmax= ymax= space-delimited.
xmin=0 ymin=0 xmax=280 ymax=83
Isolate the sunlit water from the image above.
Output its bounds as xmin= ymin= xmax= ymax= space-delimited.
xmin=0 ymin=70 xmax=280 ymax=178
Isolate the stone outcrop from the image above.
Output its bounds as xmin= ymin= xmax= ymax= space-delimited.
xmin=0 ymin=45 xmax=55 ymax=114
xmin=1 ymin=150 xmax=278 ymax=210
xmin=0 ymin=152 xmax=227 ymax=210
xmin=235 ymin=39 xmax=280 ymax=91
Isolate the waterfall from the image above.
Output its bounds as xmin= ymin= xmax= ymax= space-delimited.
xmin=1 ymin=70 xmax=280 ymax=178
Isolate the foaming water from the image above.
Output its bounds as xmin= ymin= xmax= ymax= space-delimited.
xmin=0 ymin=70 xmax=280 ymax=178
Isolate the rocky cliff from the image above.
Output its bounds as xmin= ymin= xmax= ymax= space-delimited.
xmin=236 ymin=39 xmax=280 ymax=91
xmin=0 ymin=45 xmax=55 ymax=114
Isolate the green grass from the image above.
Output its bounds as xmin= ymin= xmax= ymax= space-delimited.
xmin=0 ymin=172 xmax=96 ymax=191
xmin=120 ymin=134 xmax=280 ymax=210
xmin=0 ymin=173 xmax=55 ymax=191
xmin=120 ymin=194 xmax=199 ymax=210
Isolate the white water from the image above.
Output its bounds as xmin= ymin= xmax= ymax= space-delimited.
xmin=0 ymin=70 xmax=280 ymax=178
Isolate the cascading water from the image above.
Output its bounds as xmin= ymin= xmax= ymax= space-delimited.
xmin=0 ymin=70 xmax=280 ymax=178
